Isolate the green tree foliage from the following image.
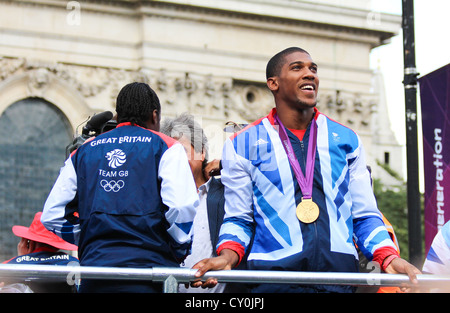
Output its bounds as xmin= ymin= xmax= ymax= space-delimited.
xmin=372 ymin=178 xmax=425 ymax=264
xmin=373 ymin=178 xmax=410 ymax=260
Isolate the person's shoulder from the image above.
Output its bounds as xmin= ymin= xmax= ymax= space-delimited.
xmin=230 ymin=115 xmax=268 ymax=140
xmin=317 ymin=111 xmax=360 ymax=144
xmin=145 ymin=129 xmax=179 ymax=148
xmin=317 ymin=111 xmax=356 ymax=132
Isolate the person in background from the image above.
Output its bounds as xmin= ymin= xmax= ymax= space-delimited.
xmin=423 ymin=220 xmax=450 ymax=275
xmin=2 ymin=211 xmax=79 ymax=293
xmin=161 ymin=113 xmax=248 ymax=293
xmin=41 ymin=82 xmax=198 ymax=293
xmin=422 ymin=220 xmax=450 ymax=292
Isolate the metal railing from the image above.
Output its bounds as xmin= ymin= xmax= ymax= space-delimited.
xmin=1 ymin=264 xmax=450 ymax=292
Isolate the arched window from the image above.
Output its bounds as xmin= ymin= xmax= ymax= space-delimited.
xmin=0 ymin=98 xmax=72 ymax=261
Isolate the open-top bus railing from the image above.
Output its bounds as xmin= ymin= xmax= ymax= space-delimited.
xmin=0 ymin=264 xmax=449 ymax=293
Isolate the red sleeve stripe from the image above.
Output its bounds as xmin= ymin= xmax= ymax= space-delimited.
xmin=372 ymin=246 xmax=400 ymax=271
xmin=216 ymin=241 xmax=245 ymax=267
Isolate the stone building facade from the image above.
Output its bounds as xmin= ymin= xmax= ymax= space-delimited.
xmin=0 ymin=0 xmax=403 ymax=260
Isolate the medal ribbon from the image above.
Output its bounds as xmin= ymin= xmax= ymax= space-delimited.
xmin=274 ymin=113 xmax=317 ymax=199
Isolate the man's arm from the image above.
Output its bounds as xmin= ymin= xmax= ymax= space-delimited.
xmin=159 ymin=143 xmax=199 ymax=260
xmin=189 ymin=137 xmax=254 ymax=287
xmin=41 ymin=157 xmax=80 ymax=245
xmin=214 ymin=137 xmax=255 ymax=263
xmin=349 ymin=137 xmax=421 ymax=289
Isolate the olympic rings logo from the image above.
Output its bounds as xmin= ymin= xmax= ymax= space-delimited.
xmin=100 ymin=179 xmax=125 ymax=192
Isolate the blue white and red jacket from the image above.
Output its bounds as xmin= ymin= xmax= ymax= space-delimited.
xmin=217 ymin=108 xmax=398 ymax=291
xmin=3 ymin=247 xmax=79 ymax=293
xmin=41 ymin=122 xmax=198 ymax=268
xmin=423 ymin=220 xmax=450 ymax=275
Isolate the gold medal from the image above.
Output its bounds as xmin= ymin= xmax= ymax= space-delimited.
xmin=296 ymin=198 xmax=319 ymax=223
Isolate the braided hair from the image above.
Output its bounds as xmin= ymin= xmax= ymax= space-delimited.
xmin=116 ymin=82 xmax=161 ymax=127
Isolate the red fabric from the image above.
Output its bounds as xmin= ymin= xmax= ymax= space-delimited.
xmin=266 ymin=107 xmax=321 ymax=126
xmin=216 ymin=241 xmax=245 ymax=267
xmin=288 ymin=128 xmax=306 ymax=141
xmin=12 ymin=212 xmax=77 ymax=251
xmin=372 ymin=246 xmax=400 ymax=271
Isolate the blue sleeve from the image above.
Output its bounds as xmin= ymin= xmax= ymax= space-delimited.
xmin=348 ymin=135 xmax=397 ymax=260
xmin=216 ymin=137 xmax=255 ymax=255
xmin=159 ymin=143 xmax=199 ymax=259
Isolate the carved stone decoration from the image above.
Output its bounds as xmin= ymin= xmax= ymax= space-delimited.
xmin=0 ymin=57 xmax=112 ymax=101
xmin=0 ymin=57 xmax=26 ymax=81
xmin=144 ymin=69 xmax=235 ymax=119
xmin=132 ymin=69 xmax=151 ymax=85
xmin=27 ymin=68 xmax=50 ymax=97
xmin=353 ymin=93 xmax=363 ymax=113
xmin=184 ymin=73 xmax=197 ymax=96
xmin=335 ymin=90 xmax=346 ymax=114
xmin=195 ymin=75 xmax=214 ymax=109
xmin=221 ymin=82 xmax=232 ymax=118
xmin=316 ymin=89 xmax=378 ymax=132
xmin=0 ymin=57 xmax=258 ymax=124
xmin=231 ymin=83 xmax=273 ymax=122
xmin=0 ymin=57 xmax=379 ymax=139
xmin=325 ymin=94 xmax=336 ymax=115
xmin=156 ymin=69 xmax=168 ymax=92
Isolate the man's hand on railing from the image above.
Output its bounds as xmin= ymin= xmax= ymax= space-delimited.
xmin=189 ymin=249 xmax=239 ymax=289
xmin=384 ymin=257 xmax=422 ymax=292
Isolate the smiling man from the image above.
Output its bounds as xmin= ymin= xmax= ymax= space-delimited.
xmin=190 ymin=47 xmax=421 ymax=293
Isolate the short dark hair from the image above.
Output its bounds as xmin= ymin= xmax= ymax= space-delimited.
xmin=116 ymin=82 xmax=161 ymax=127
xmin=266 ymin=47 xmax=310 ymax=79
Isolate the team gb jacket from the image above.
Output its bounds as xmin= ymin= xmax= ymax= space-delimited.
xmin=217 ymin=108 xmax=398 ymax=292
xmin=41 ymin=122 xmax=198 ymax=268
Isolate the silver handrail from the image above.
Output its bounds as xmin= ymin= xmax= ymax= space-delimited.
xmin=0 ymin=264 xmax=449 ymax=292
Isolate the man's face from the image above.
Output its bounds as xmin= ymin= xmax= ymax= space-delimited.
xmin=270 ymin=51 xmax=319 ymax=109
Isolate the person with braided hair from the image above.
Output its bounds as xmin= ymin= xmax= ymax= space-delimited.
xmin=41 ymin=82 xmax=198 ymax=293
xmin=115 ymin=82 xmax=162 ymax=129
